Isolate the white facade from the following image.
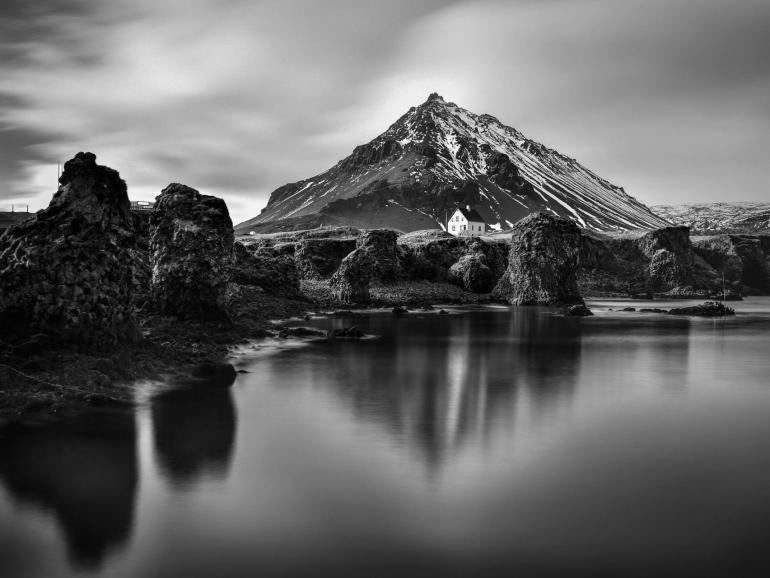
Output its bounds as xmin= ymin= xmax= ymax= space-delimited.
xmin=447 ymin=208 xmax=486 ymax=237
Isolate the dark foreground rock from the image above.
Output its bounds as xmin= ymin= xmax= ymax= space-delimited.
xmin=494 ymin=213 xmax=585 ymax=305
xmin=566 ymin=304 xmax=593 ymax=316
xmin=150 ymin=183 xmax=234 ymax=322
xmin=0 ymin=152 xmax=138 ymax=347
xmin=667 ymin=301 xmax=735 ymax=317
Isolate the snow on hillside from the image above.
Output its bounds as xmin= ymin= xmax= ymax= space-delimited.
xmin=651 ymin=202 xmax=770 ymax=234
xmin=238 ymin=93 xmax=669 ymax=233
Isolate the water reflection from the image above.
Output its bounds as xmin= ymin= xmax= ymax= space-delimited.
xmin=288 ymin=308 xmax=582 ymax=474
xmin=151 ymin=386 xmax=237 ymax=487
xmin=0 ymin=410 xmax=137 ymax=570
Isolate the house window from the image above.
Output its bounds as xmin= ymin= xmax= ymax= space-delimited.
xmin=451 ymin=225 xmax=455 ymax=231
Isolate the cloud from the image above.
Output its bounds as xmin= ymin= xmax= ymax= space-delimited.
xmin=1 ymin=0 xmax=768 ymax=223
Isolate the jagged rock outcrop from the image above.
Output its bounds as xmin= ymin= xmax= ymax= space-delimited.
xmin=692 ymin=235 xmax=770 ymax=294
xmin=294 ymin=238 xmax=357 ymax=279
xmin=231 ymin=242 xmax=299 ymax=296
xmin=578 ymin=226 xmax=722 ymax=297
xmin=150 ymin=183 xmax=234 ymax=322
xmin=330 ymin=249 xmax=372 ymax=303
xmin=357 ymin=229 xmax=399 ymax=282
xmin=0 ymin=152 xmax=138 ymax=347
xmin=493 ymin=213 xmax=585 ymax=305
xmin=328 ymin=229 xmax=400 ymax=303
xmin=397 ymin=232 xmax=507 ymax=288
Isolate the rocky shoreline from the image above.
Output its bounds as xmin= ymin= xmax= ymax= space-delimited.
xmin=2 ymin=152 xmax=768 ymax=426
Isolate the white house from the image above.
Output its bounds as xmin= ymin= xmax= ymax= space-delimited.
xmin=447 ymin=206 xmax=486 ymax=237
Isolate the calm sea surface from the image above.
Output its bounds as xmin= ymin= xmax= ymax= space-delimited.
xmin=2 ymin=298 xmax=770 ymax=577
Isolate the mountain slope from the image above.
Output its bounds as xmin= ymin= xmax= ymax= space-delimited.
xmin=651 ymin=202 xmax=770 ymax=235
xmin=237 ymin=93 xmax=669 ymax=234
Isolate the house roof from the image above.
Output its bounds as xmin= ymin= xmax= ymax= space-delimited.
xmin=455 ymin=206 xmax=486 ymax=223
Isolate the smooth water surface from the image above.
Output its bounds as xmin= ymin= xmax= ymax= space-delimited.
xmin=2 ymin=298 xmax=770 ymax=577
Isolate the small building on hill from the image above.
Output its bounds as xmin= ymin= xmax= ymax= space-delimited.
xmin=447 ymin=206 xmax=486 ymax=237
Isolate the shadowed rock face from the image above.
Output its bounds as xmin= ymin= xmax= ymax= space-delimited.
xmin=493 ymin=213 xmax=585 ymax=305
xmin=357 ymin=229 xmax=399 ymax=282
xmin=294 ymin=238 xmax=357 ymax=279
xmin=231 ymin=242 xmax=299 ymax=296
xmin=329 ymin=229 xmax=401 ymax=303
xmin=150 ymin=183 xmax=234 ymax=322
xmin=0 ymin=152 xmax=138 ymax=347
xmin=330 ymin=248 xmax=373 ymax=303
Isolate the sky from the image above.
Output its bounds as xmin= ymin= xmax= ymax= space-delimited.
xmin=1 ymin=0 xmax=768 ymax=224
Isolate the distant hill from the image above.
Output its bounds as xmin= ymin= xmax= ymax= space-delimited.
xmin=651 ymin=202 xmax=770 ymax=235
xmin=236 ymin=93 xmax=669 ymax=234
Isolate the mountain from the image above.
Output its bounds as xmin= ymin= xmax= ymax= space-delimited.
xmin=236 ymin=93 xmax=670 ymax=234
xmin=651 ymin=202 xmax=770 ymax=235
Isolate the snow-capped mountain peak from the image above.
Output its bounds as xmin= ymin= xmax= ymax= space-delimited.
xmin=236 ymin=93 xmax=670 ymax=233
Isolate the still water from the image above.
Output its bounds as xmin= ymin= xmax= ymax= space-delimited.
xmin=2 ymin=299 xmax=770 ymax=577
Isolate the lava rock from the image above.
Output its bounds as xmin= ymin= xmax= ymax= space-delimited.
xmin=328 ymin=326 xmax=365 ymax=339
xmin=448 ymin=252 xmax=495 ymax=293
xmin=0 ymin=152 xmax=139 ymax=347
xmin=150 ymin=183 xmax=234 ymax=322
xmin=357 ymin=229 xmax=400 ymax=282
xmin=493 ymin=213 xmax=586 ymax=305
xmin=231 ymin=242 xmax=299 ymax=296
xmin=295 ymin=238 xmax=357 ymax=280
xmin=330 ymin=249 xmax=372 ymax=303
xmin=667 ymin=301 xmax=735 ymax=317
xmin=566 ymin=304 xmax=594 ymax=316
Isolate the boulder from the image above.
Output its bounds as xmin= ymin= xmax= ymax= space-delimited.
xmin=493 ymin=213 xmax=585 ymax=305
xmin=448 ymin=253 xmax=495 ymax=293
xmin=566 ymin=304 xmax=593 ymax=316
xmin=231 ymin=242 xmax=299 ymax=296
xmin=150 ymin=183 xmax=234 ymax=322
xmin=329 ymin=249 xmax=372 ymax=303
xmin=0 ymin=152 xmax=138 ymax=347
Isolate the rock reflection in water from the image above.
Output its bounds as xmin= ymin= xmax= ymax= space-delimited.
xmin=151 ymin=384 xmax=237 ymax=487
xmin=0 ymin=410 xmax=137 ymax=571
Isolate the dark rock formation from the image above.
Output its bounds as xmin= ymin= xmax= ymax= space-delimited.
xmin=579 ymin=226 xmax=722 ymax=297
xmin=398 ymin=233 xmax=508 ymax=291
xmin=327 ymin=326 xmax=365 ymax=339
xmin=329 ymin=249 xmax=372 ymax=303
xmin=566 ymin=304 xmax=593 ymax=316
xmin=294 ymin=238 xmax=357 ymax=279
xmin=328 ymin=229 xmax=402 ymax=303
xmin=448 ymin=253 xmax=495 ymax=293
xmin=231 ymin=242 xmax=299 ymax=296
xmin=0 ymin=152 xmax=138 ymax=347
xmin=493 ymin=213 xmax=585 ymax=305
xmin=692 ymin=235 xmax=770 ymax=295
xmin=150 ymin=183 xmax=234 ymax=322
xmin=357 ymin=229 xmax=399 ymax=282
xmin=668 ymin=301 xmax=735 ymax=317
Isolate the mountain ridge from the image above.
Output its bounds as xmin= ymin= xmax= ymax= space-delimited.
xmin=236 ymin=94 xmax=669 ymax=234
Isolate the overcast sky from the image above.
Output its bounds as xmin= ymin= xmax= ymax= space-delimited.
xmin=1 ymin=0 xmax=768 ymax=224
